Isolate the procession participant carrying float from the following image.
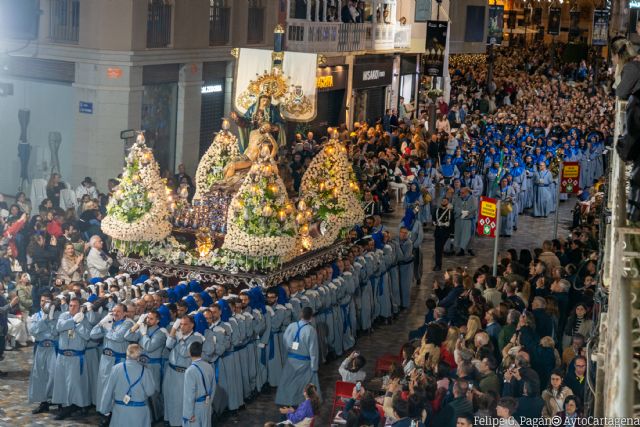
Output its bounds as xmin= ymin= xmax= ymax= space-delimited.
xmin=102 ymin=27 xmax=364 ymax=287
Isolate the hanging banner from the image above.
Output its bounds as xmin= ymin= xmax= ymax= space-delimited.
xmin=533 ymin=7 xmax=542 ymax=26
xmin=487 ymin=5 xmax=504 ymax=45
xmin=424 ymin=20 xmax=448 ymax=77
xmin=414 ymin=0 xmax=431 ymax=22
xmin=560 ymin=162 xmax=581 ymax=194
xmin=592 ymin=9 xmax=609 ymax=46
xmin=569 ymin=10 xmax=581 ymax=39
xmin=548 ymin=7 xmax=561 ymax=35
xmin=477 ymin=196 xmax=498 ymax=238
xmin=507 ymin=11 xmax=517 ymax=30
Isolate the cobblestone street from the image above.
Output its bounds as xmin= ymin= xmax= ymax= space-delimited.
xmin=0 ymin=202 xmax=573 ymax=427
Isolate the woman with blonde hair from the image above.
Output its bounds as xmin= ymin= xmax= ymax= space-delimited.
xmin=464 ymin=315 xmax=482 ymax=349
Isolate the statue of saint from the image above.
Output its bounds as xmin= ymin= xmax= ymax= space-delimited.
xmin=227 ymin=93 xmax=285 ymax=178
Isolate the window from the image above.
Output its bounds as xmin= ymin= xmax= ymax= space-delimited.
xmin=209 ymin=0 xmax=230 ymax=45
xmin=49 ymin=0 xmax=79 ymax=44
xmin=247 ymin=0 xmax=265 ymax=44
xmin=147 ymin=0 xmax=172 ymax=48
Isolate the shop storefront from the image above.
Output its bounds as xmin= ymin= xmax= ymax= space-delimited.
xmin=312 ymin=64 xmax=348 ymax=134
xmin=199 ymin=61 xmax=228 ymax=158
xmin=353 ymin=56 xmax=393 ymax=125
xmin=142 ymin=64 xmax=179 ymax=176
xmin=399 ymin=54 xmax=420 ymax=107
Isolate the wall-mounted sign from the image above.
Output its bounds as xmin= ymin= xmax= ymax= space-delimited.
xmin=316 ymin=75 xmax=334 ymax=89
xmin=353 ymin=61 xmax=393 ymax=89
xmin=79 ymin=101 xmax=93 ymax=114
xmin=201 ymin=84 xmax=223 ymax=94
xmin=107 ymin=67 xmax=123 ymax=79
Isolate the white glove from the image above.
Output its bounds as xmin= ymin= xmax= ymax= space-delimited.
xmin=137 ymin=313 xmax=147 ymax=326
xmin=461 ymin=210 xmax=469 ymax=218
xmin=49 ymin=304 xmax=56 ymax=320
xmin=83 ymin=302 xmax=93 ymax=311
xmin=73 ymin=312 xmax=84 ymax=323
xmin=139 ymin=323 xmax=148 ymax=336
xmin=257 ymin=343 xmax=266 ymax=349
xmin=100 ymin=313 xmax=114 ymax=327
xmin=172 ymin=318 xmax=181 ymax=331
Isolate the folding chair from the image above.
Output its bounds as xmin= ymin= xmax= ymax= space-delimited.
xmin=330 ymin=381 xmax=355 ymax=420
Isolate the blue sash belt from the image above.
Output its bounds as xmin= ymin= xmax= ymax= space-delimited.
xmin=57 ymin=348 xmax=85 ymax=375
xmin=34 ymin=339 xmax=58 ymax=355
xmin=115 ymin=399 xmax=146 ymax=407
xmin=214 ymin=358 xmax=220 ymax=383
xmin=287 ymin=352 xmax=311 ymax=361
xmin=195 ymin=395 xmax=209 ymax=403
xmin=103 ymin=348 xmax=126 ymax=365
xmin=169 ymin=363 xmax=187 ymax=373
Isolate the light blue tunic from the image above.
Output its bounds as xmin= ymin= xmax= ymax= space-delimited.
xmin=499 ymin=185 xmax=517 ymax=236
xmin=224 ymin=317 xmax=245 ymax=411
xmin=274 ymin=320 xmax=321 ymax=407
xmin=266 ymin=304 xmax=286 ymax=387
xmin=533 ymin=170 xmax=554 ymax=217
xmin=125 ymin=325 xmax=167 ymax=418
xmin=28 ymin=310 xmax=59 ymax=403
xmin=396 ymin=237 xmax=414 ymax=309
xmin=182 ymin=359 xmax=215 ymax=427
xmin=85 ymin=309 xmax=105 ymax=406
xmin=205 ymin=321 xmax=232 ymax=414
xmin=100 ymin=360 xmax=155 ymax=427
xmin=453 ymin=194 xmax=477 ymax=251
xmin=91 ymin=317 xmax=135 ymax=413
xmin=52 ymin=313 xmax=92 ymax=408
xmin=338 ymin=271 xmax=356 ymax=351
xmin=386 ymin=239 xmax=401 ymax=314
xmin=163 ymin=332 xmax=204 ymax=426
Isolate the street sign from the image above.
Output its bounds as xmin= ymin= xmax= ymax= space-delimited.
xmin=477 ymin=196 xmax=498 ymax=238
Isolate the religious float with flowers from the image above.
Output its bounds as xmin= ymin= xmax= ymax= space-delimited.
xmin=101 ymin=28 xmax=364 ymax=287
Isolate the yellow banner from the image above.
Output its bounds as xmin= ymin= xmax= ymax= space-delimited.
xmin=563 ymin=164 xmax=579 ymax=178
xmin=481 ymin=201 xmax=497 ymax=218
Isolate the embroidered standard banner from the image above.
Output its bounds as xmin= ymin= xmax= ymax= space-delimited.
xmin=487 ymin=5 xmax=504 ymax=45
xmin=592 ymin=9 xmax=609 ymax=46
xmin=424 ymin=20 xmax=448 ymax=76
xmin=234 ymin=48 xmax=318 ymax=122
xmin=547 ymin=7 xmax=561 ymax=35
xmin=477 ymin=196 xmax=498 ymax=238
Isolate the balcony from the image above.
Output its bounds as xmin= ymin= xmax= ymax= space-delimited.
xmin=209 ymin=7 xmax=230 ymax=46
xmin=147 ymin=0 xmax=172 ymax=48
xmin=287 ymin=21 xmax=370 ymax=53
xmin=286 ymin=20 xmax=411 ymax=54
xmin=393 ymin=23 xmax=411 ymax=49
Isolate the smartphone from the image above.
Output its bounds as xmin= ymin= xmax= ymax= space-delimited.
xmin=468 ymin=384 xmax=473 ymax=390
xmin=356 ymin=381 xmax=362 ymax=392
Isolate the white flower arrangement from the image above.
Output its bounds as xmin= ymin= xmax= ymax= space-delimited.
xmin=102 ymin=133 xmax=172 ymax=248
xmin=299 ymin=137 xmax=364 ymax=250
xmin=222 ymin=143 xmax=297 ymax=259
xmin=194 ymin=123 xmax=240 ymax=199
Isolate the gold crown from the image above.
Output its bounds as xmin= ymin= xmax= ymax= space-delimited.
xmin=247 ymin=70 xmax=289 ymax=99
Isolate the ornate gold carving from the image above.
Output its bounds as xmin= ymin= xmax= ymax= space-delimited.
xmin=230 ymin=48 xmax=239 ymax=58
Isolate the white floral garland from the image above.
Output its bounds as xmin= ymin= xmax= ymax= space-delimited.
xmin=102 ymin=134 xmax=172 ymax=243
xmin=194 ymin=129 xmax=240 ymax=199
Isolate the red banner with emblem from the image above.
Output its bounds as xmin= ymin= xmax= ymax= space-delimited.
xmin=560 ymin=162 xmax=580 ymax=194
xmin=476 ymin=196 xmax=498 ymax=238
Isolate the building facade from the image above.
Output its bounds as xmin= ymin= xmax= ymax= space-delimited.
xmin=0 ymin=0 xmax=276 ymax=195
